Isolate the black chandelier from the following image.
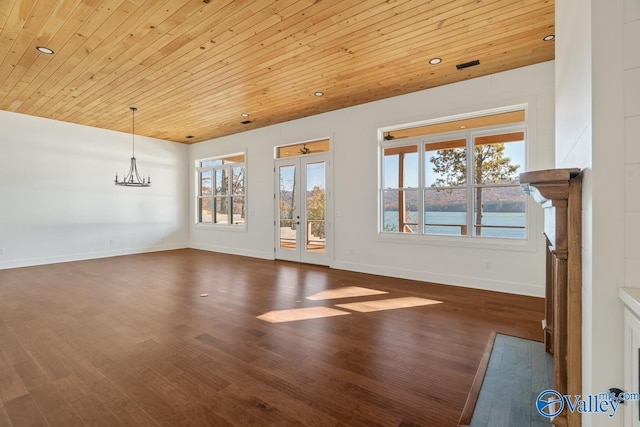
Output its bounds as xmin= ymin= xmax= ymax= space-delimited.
xmin=115 ymin=107 xmax=151 ymax=187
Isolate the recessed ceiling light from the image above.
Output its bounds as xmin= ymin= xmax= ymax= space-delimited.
xmin=36 ymin=46 xmax=54 ymax=55
xmin=429 ymin=57 xmax=442 ymax=65
xmin=543 ymin=35 xmax=555 ymax=41
xmin=241 ymin=113 xmax=250 ymax=117
xmin=314 ymin=91 xmax=324 ymax=97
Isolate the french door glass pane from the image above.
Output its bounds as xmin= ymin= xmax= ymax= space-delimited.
xmin=424 ymin=188 xmax=467 ymax=235
xmin=279 ymin=165 xmax=296 ymax=250
xmin=306 ymin=162 xmax=326 ymax=252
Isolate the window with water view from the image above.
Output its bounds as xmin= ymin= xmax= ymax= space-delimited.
xmin=381 ymin=109 xmax=527 ymax=239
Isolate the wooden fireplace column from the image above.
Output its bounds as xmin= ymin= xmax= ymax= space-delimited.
xmin=520 ymin=168 xmax=582 ymax=427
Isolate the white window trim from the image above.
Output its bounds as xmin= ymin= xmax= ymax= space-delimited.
xmin=377 ymin=106 xmax=538 ymax=252
xmin=195 ymin=151 xmax=247 ymax=231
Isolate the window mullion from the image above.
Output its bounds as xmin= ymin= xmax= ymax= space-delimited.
xmin=419 ymin=141 xmax=425 ymax=235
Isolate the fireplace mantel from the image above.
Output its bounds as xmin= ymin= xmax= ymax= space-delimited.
xmin=520 ymin=168 xmax=582 ymax=427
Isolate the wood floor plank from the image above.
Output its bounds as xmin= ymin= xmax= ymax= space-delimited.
xmin=0 ymin=401 xmax=12 ymax=427
xmin=3 ymin=394 xmax=49 ymax=427
xmin=28 ymin=383 xmax=85 ymax=427
xmin=0 ymin=249 xmax=544 ymax=426
xmin=99 ymin=364 xmax=198 ymax=427
xmin=52 ymin=375 xmax=122 ymax=427
xmin=0 ymin=374 xmax=28 ymax=404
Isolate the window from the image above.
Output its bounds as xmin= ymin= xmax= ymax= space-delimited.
xmin=197 ymin=153 xmax=245 ymax=226
xmin=380 ymin=109 xmax=527 ymax=239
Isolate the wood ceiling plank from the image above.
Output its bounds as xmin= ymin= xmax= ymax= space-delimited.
xmin=317 ymin=13 xmax=554 ymax=89
xmin=163 ymin=39 xmax=550 ymax=142
xmin=1 ymin=0 xmax=131 ymax=109
xmin=299 ymin=40 xmax=551 ymax=108
xmin=82 ymin=0 xmax=552 ymax=130
xmin=0 ymin=0 xmax=19 ymax=35
xmin=94 ymin=0 xmax=469 ymax=125
xmin=0 ymin=0 xmax=78 ymax=106
xmin=18 ymin=0 xmax=177 ymax=114
xmin=59 ymin=0 xmax=392 ymax=126
xmin=0 ymin=0 xmax=556 ymax=142
xmin=310 ymin=46 xmax=552 ymax=116
xmin=14 ymin=0 xmax=176 ymax=113
xmin=0 ymin=0 xmax=37 ymax=72
xmin=41 ymin=0 xmax=277 ymax=122
xmin=130 ymin=0 xmax=547 ymax=123
xmin=152 ymin=8 xmax=552 ymax=135
xmin=36 ymin=0 xmax=480 ymax=133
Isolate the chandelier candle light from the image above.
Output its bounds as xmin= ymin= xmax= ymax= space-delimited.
xmin=115 ymin=107 xmax=151 ymax=187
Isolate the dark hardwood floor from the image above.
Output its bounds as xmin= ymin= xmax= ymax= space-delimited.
xmin=0 ymin=249 xmax=544 ymax=427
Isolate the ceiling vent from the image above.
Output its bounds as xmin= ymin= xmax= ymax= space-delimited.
xmin=456 ymin=59 xmax=480 ymax=70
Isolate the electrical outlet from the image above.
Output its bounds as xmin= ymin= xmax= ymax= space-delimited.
xmin=109 ymin=239 xmax=115 ymax=246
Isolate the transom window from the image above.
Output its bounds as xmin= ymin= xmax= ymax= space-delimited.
xmin=197 ymin=153 xmax=245 ymax=226
xmin=380 ymin=109 xmax=527 ymax=239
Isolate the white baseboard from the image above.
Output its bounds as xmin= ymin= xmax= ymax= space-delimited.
xmin=330 ymin=260 xmax=544 ymax=297
xmin=0 ymin=245 xmax=544 ymax=298
xmin=0 ymin=243 xmax=188 ymax=270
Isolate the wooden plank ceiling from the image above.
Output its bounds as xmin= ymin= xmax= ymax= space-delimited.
xmin=0 ymin=0 xmax=554 ymax=144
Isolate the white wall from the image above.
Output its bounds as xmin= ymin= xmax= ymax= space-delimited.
xmin=190 ymin=61 xmax=556 ymax=297
xmin=625 ymin=0 xmax=640 ymax=288
xmin=0 ymin=110 xmax=189 ymax=269
xmin=556 ymin=0 xmax=630 ymax=425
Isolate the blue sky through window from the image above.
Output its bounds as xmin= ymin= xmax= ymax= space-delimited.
xmin=385 ymin=138 xmax=525 ymax=188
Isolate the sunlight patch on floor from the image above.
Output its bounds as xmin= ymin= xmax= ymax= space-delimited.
xmin=306 ymin=286 xmax=388 ymax=301
xmin=257 ymin=307 xmax=350 ymax=323
xmin=335 ymin=297 xmax=442 ymax=313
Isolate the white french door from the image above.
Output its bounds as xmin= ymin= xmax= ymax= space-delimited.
xmin=275 ymin=154 xmax=331 ymax=265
